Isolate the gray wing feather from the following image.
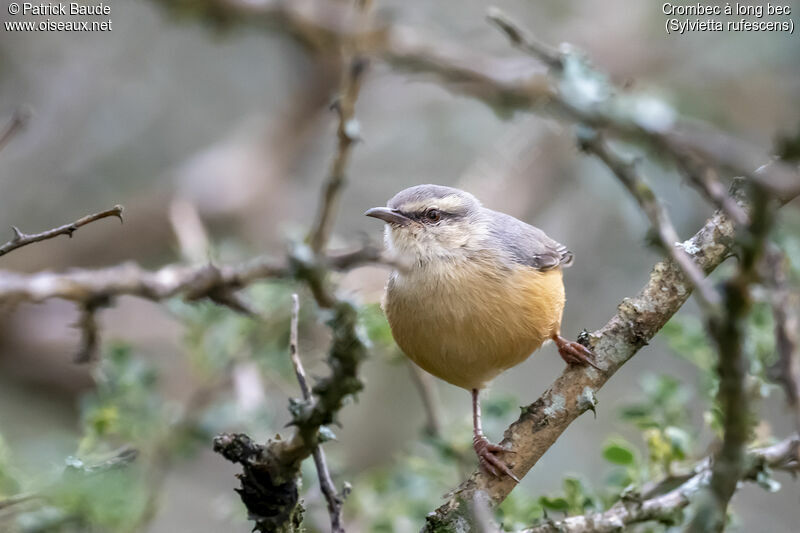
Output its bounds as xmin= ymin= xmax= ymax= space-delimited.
xmin=487 ymin=211 xmax=574 ymax=271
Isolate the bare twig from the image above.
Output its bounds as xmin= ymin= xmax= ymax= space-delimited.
xmin=0 ymin=205 xmax=124 ymax=258
xmin=307 ymin=2 xmax=372 ymax=254
xmin=290 ymin=294 xmax=346 ymax=533
xmin=486 ymin=7 xmax=561 ymax=70
xmin=407 ymin=361 xmax=443 ymax=438
xmin=672 ymin=157 xmax=749 ymax=226
xmin=767 ymin=246 xmax=800 ymax=433
xmin=289 ymin=294 xmax=311 ymax=398
xmin=73 ymin=296 xmax=111 ymax=363
xmin=0 ymin=107 xmax=31 ymax=154
xmin=524 ymin=434 xmax=799 ymax=533
xmin=580 ymin=131 xmax=721 ymax=314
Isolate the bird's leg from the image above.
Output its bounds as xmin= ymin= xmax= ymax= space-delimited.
xmin=552 ymin=333 xmax=601 ymax=370
xmin=471 ymin=388 xmax=519 ymax=482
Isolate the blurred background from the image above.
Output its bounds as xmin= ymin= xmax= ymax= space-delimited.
xmin=1 ymin=1 xmax=799 ymax=531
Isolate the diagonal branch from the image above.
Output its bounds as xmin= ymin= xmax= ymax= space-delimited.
xmin=523 ymin=434 xmax=799 ymax=533
xmin=579 ymin=131 xmax=721 ymax=313
xmin=0 ymin=205 xmax=124 ymax=258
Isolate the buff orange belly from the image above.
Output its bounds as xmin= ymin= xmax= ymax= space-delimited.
xmin=383 ymin=265 xmax=565 ymax=390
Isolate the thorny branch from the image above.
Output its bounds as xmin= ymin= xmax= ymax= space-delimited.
xmin=289 ymin=294 xmax=345 ymax=533
xmin=523 ymin=435 xmax=799 ymax=533
xmin=0 ymin=205 xmax=124 ymax=258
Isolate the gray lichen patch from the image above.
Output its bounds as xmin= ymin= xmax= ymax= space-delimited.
xmin=542 ymin=394 xmax=566 ymax=418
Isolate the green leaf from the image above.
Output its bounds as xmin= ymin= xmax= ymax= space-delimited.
xmin=603 ymin=441 xmax=635 ymax=465
xmin=538 ymin=496 xmax=570 ymax=511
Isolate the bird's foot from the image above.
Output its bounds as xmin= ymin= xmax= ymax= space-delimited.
xmin=473 ymin=435 xmax=519 ymax=482
xmin=553 ymin=334 xmax=601 ymax=370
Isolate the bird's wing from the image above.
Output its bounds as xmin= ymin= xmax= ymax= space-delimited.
xmin=487 ymin=211 xmax=574 ymax=271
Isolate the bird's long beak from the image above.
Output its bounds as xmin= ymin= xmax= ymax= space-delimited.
xmin=364 ymin=207 xmax=412 ymax=226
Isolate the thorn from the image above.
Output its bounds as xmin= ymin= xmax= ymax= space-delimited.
xmin=10 ymin=226 xmax=23 ymax=242
xmin=113 ymin=205 xmax=124 ymax=223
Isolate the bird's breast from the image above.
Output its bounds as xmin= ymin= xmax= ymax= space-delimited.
xmin=383 ymin=259 xmax=566 ymax=390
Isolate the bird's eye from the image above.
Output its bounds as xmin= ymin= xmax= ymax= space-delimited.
xmin=425 ymin=209 xmax=441 ymax=222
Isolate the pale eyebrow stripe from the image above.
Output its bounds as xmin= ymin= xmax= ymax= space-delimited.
xmin=401 ymin=195 xmax=465 ymax=213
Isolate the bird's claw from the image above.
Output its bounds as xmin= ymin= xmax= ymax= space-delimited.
xmin=473 ymin=436 xmax=519 ymax=482
xmin=554 ymin=336 xmax=601 ymax=371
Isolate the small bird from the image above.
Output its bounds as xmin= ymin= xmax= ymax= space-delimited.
xmin=365 ymin=184 xmax=598 ymax=481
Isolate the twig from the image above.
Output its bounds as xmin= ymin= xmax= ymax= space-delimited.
xmin=766 ymin=246 xmax=800 ymax=433
xmin=290 ymin=294 xmax=346 ymax=533
xmin=407 ymin=361 xmax=443 ymax=438
xmin=485 ymin=7 xmax=561 ymax=70
xmin=481 ymin=6 xmax=800 ymax=202
xmin=0 ymin=107 xmax=31 ymax=154
xmin=307 ymin=6 xmax=371 ymax=254
xmin=580 ymin=132 xmax=721 ymax=313
xmin=73 ymin=296 xmax=111 ymax=363
xmin=0 ymin=205 xmax=124 ymax=258
xmin=0 ymin=493 xmax=38 ymax=511
xmin=673 ymin=156 xmax=749 ymax=226
xmin=523 ymin=434 xmax=799 ymax=533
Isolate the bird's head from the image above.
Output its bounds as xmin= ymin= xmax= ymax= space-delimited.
xmin=365 ymin=184 xmax=485 ymax=263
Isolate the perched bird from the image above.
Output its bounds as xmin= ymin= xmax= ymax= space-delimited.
xmin=365 ymin=184 xmax=598 ymax=481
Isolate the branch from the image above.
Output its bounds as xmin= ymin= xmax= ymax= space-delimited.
xmin=687 ymin=186 xmax=776 ymax=532
xmin=579 ymin=130 xmax=721 ymax=313
xmin=0 ymin=205 xmax=124 ymax=258
xmin=767 ymin=246 xmax=800 ymax=432
xmin=482 ymin=7 xmax=799 ymax=202
xmin=0 ymin=244 xmax=386 ymax=305
xmin=522 ymin=435 xmax=799 ymax=533
xmin=289 ymin=294 xmax=345 ymax=533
